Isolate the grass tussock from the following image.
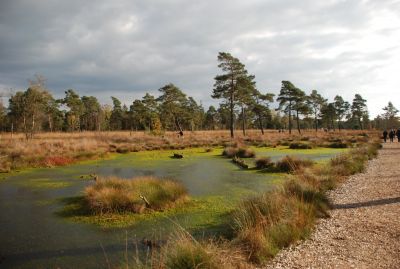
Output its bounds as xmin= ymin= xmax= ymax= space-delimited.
xmin=222 ymin=146 xmax=255 ymax=158
xmin=164 ymin=234 xmax=220 ymax=269
xmin=275 ymin=155 xmax=314 ymax=172
xmin=84 ymin=176 xmax=188 ymax=214
xmin=288 ymin=141 xmax=313 ymax=149
xmin=255 ymin=157 xmax=274 ymax=170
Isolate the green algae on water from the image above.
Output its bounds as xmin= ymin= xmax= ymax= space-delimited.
xmin=17 ymin=178 xmax=72 ymax=189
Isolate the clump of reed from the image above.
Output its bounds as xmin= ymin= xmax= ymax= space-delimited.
xmin=319 ymin=137 xmax=349 ymax=148
xmin=275 ymin=155 xmax=314 ymax=172
xmin=232 ymin=190 xmax=318 ymax=263
xmin=222 ymin=146 xmax=255 ymax=158
xmin=288 ymin=141 xmax=313 ymax=149
xmin=161 ymin=231 xmax=246 ymax=269
xmin=255 ymin=157 xmax=274 ymax=170
xmin=84 ymin=176 xmax=188 ymax=214
xmin=164 ymin=234 xmax=220 ymax=269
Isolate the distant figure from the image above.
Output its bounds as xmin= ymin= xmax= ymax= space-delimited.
xmin=383 ymin=129 xmax=388 ymax=143
xmin=389 ymin=129 xmax=395 ymax=142
xmin=396 ymin=128 xmax=400 ymax=142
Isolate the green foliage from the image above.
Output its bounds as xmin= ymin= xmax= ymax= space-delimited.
xmin=307 ymin=90 xmax=327 ymax=131
xmin=212 ymin=52 xmax=254 ymax=137
xmin=334 ymin=95 xmax=350 ymax=130
xmin=351 ymin=94 xmax=368 ymax=130
xmin=277 ymin=81 xmax=306 ymax=134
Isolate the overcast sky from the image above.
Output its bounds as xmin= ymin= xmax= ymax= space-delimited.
xmin=1 ymin=0 xmax=399 ymax=117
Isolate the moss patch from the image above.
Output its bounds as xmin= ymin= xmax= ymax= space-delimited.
xmin=251 ymin=146 xmax=348 ymax=155
xmin=57 ymin=194 xmax=235 ymax=231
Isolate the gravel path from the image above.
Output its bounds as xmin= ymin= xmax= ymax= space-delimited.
xmin=265 ymin=142 xmax=400 ymax=269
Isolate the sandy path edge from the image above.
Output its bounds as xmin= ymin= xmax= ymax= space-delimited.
xmin=264 ymin=143 xmax=400 ymax=269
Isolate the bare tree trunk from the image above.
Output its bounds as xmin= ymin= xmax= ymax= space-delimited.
xmin=31 ymin=114 xmax=35 ymax=139
xmin=296 ymin=110 xmax=301 ymax=134
xmin=230 ymin=91 xmax=234 ymax=138
xmin=23 ymin=115 xmax=27 ymax=136
xmin=241 ymin=106 xmax=246 ymax=136
xmin=48 ymin=115 xmax=53 ymax=132
xmin=258 ymin=114 xmax=264 ymax=135
xmin=288 ymin=105 xmax=292 ymax=134
xmin=315 ymin=114 xmax=318 ymax=132
xmin=174 ymin=117 xmax=183 ymax=136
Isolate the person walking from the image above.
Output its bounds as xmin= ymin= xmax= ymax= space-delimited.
xmin=389 ymin=128 xmax=395 ymax=142
xmin=383 ymin=129 xmax=388 ymax=143
xmin=396 ymin=128 xmax=400 ymax=142
xmin=383 ymin=129 xmax=387 ymax=143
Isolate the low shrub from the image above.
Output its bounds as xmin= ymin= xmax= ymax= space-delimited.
xmin=84 ymin=176 xmax=188 ymax=214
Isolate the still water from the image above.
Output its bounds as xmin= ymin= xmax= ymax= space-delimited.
xmin=0 ymin=147 xmax=345 ymax=268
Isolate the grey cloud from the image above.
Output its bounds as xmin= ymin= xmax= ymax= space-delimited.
xmin=1 ymin=0 xmax=399 ymax=116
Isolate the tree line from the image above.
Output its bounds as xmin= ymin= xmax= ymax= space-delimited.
xmin=0 ymin=52 xmax=397 ymax=137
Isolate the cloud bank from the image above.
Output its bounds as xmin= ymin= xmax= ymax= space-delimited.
xmin=1 ymin=0 xmax=399 ymax=117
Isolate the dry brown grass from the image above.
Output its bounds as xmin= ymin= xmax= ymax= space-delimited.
xmin=0 ymin=129 xmax=378 ymax=172
xmin=84 ymin=176 xmax=188 ymax=214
